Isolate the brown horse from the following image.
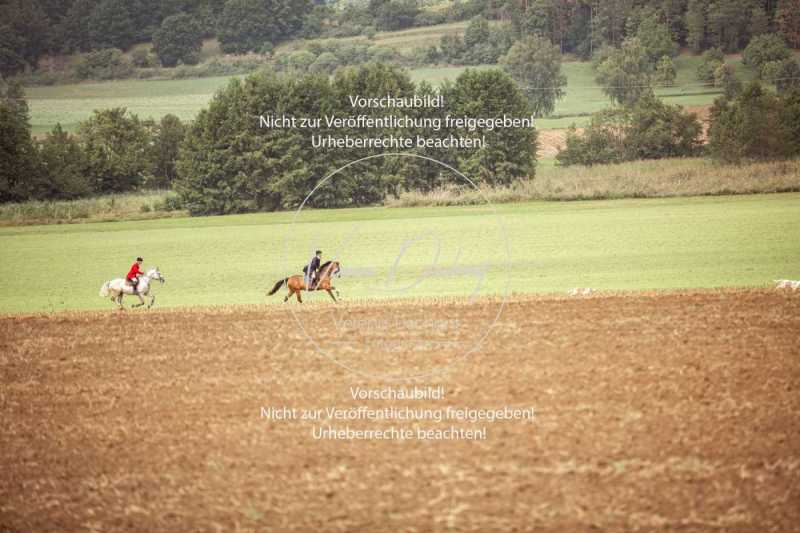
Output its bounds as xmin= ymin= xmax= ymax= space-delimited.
xmin=267 ymin=260 xmax=341 ymax=303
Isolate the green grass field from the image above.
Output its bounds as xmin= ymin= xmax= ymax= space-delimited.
xmin=276 ymin=21 xmax=474 ymax=54
xmin=26 ymin=76 xmax=237 ymax=134
xmin=1 ymin=193 xmax=798 ymax=314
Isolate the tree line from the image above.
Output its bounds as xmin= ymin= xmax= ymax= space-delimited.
xmin=176 ymin=63 xmax=537 ymax=215
xmin=1 ymin=79 xmax=186 ymax=202
xmin=3 ymin=0 xmax=799 ymax=78
xmin=0 ymin=0 xmax=490 ymax=76
xmin=507 ymin=0 xmax=800 ymax=58
xmin=1 ymin=63 xmax=537 ymax=213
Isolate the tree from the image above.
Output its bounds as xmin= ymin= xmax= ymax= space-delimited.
xmin=594 ymin=0 xmax=634 ymax=47
xmin=708 ymin=81 xmax=793 ymax=162
xmin=707 ymin=0 xmax=754 ymax=52
xmin=595 ymin=37 xmax=653 ymax=106
xmin=286 ymin=50 xmax=316 ymax=71
xmin=500 ymin=35 xmax=567 ymax=117
xmin=78 ymin=108 xmax=153 ymax=193
xmin=88 ymin=0 xmax=137 ymax=50
xmin=188 ymin=73 xmax=333 ymax=212
xmin=148 ymin=114 xmax=186 ymax=188
xmin=375 ymin=0 xmax=419 ymax=31
xmin=656 ymin=56 xmax=677 ymax=87
xmin=57 ymin=0 xmax=96 ymax=53
xmin=217 ymin=0 xmax=311 ymax=53
xmin=0 ymin=0 xmax=50 ymax=75
xmin=762 ymin=58 xmax=800 ymax=93
xmin=175 ymin=64 xmax=538 ymax=214
xmin=556 ymin=94 xmax=702 ymax=166
xmin=624 ymin=94 xmax=703 ymax=160
xmin=439 ymin=34 xmax=467 ymax=63
xmin=0 ymin=24 xmax=27 ymax=76
xmin=309 ymin=52 xmax=340 ymax=73
xmin=636 ymin=13 xmax=679 ymax=65
xmin=776 ymin=0 xmax=800 ymax=48
xmin=153 ymin=14 xmax=204 ymax=67
xmin=443 ymin=68 xmax=537 ymax=185
xmin=714 ymin=62 xmax=742 ymax=98
xmin=743 ymin=34 xmax=792 ymax=76
xmin=662 ymin=0 xmax=689 ymax=46
xmin=74 ymin=49 xmax=134 ymax=80
xmin=37 ymin=124 xmax=92 ymax=199
xmin=556 ymin=121 xmax=625 ymax=167
xmin=747 ymin=4 xmax=770 ymax=39
xmin=697 ymin=47 xmax=724 ymax=83
xmin=685 ymin=0 xmax=707 ymax=53
xmin=0 ymin=80 xmax=39 ymax=202
xmin=780 ymin=89 xmax=800 ymax=151
xmin=511 ymin=0 xmax=552 ymax=39
xmin=464 ymin=16 xmax=491 ymax=50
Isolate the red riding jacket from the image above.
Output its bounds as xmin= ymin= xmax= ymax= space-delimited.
xmin=126 ymin=262 xmax=143 ymax=280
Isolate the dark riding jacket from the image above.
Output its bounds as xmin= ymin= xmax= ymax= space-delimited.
xmin=304 ymin=256 xmax=321 ymax=276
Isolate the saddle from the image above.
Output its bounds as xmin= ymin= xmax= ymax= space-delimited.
xmin=126 ymin=278 xmax=139 ymax=293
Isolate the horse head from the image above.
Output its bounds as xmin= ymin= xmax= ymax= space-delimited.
xmin=147 ymin=267 xmax=166 ymax=284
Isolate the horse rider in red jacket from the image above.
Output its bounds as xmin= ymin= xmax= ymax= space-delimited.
xmin=126 ymin=257 xmax=144 ymax=293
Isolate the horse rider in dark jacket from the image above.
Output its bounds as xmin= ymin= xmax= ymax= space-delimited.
xmin=303 ymin=250 xmax=322 ymax=290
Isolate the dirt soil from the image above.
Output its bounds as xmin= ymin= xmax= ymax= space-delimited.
xmin=2 ymin=289 xmax=799 ymax=532
xmin=537 ymin=128 xmax=579 ymax=159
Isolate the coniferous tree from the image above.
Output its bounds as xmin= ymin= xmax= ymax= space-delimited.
xmin=0 ymin=0 xmax=51 ymax=74
xmin=1 ymin=80 xmax=39 ymax=201
xmin=217 ymin=0 xmax=311 ymax=53
xmin=707 ymin=0 xmax=753 ymax=52
xmin=685 ymin=0 xmax=707 ymax=53
xmin=776 ymin=0 xmax=800 ymax=48
xmin=88 ymin=0 xmax=137 ymax=50
xmin=58 ymin=0 xmax=97 ymax=53
xmin=37 ymin=124 xmax=92 ymax=199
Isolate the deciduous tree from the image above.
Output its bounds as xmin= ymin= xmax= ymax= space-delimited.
xmin=153 ymin=14 xmax=204 ymax=67
xmin=500 ymin=35 xmax=567 ymax=117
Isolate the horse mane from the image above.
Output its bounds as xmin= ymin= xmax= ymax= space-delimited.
xmin=318 ymin=260 xmax=338 ymax=275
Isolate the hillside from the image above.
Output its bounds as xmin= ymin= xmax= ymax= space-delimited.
xmin=26 ymin=47 xmax=758 ymax=137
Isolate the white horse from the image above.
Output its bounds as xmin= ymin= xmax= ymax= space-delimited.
xmin=99 ymin=267 xmax=165 ymax=309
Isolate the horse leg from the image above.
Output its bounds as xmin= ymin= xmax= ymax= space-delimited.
xmin=148 ymin=295 xmax=155 ymax=309
xmin=326 ymin=289 xmax=337 ymax=303
xmin=296 ymin=290 xmax=302 ymax=303
xmin=116 ymin=294 xmax=124 ymax=310
xmin=133 ymin=293 xmax=145 ymax=308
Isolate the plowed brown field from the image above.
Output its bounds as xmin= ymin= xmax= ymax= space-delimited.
xmin=2 ymin=289 xmax=799 ymax=532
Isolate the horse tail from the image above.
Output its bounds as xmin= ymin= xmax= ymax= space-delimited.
xmin=99 ymin=281 xmax=110 ymax=298
xmin=267 ymin=278 xmax=288 ymax=296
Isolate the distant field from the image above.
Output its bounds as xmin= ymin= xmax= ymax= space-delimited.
xmin=536 ymin=54 xmax=757 ymax=129
xmin=26 ymin=76 xmax=237 ymax=134
xmin=26 ymin=50 xmax=756 ymax=135
xmin=1 ymin=193 xmax=798 ymax=313
xmin=276 ymin=20 xmax=474 ymax=54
